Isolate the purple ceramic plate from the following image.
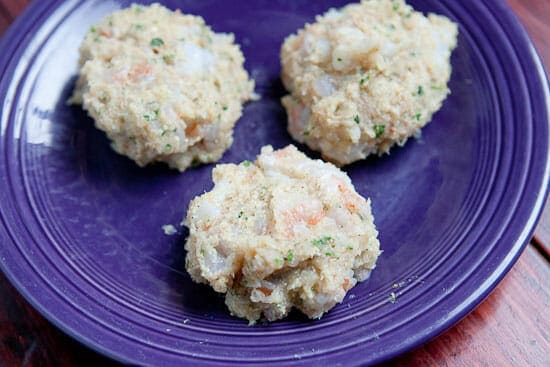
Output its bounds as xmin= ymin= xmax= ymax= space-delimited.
xmin=0 ymin=0 xmax=548 ymax=365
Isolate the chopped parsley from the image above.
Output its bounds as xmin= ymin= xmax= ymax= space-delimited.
xmin=242 ymin=160 xmax=252 ymax=167
xmin=392 ymin=2 xmax=399 ymax=11
xmin=165 ymin=144 xmax=172 ymax=150
xmin=275 ymin=258 xmax=283 ymax=266
xmin=89 ymin=26 xmax=96 ymax=33
xmin=222 ymin=105 xmax=228 ymax=111
xmin=238 ymin=210 xmax=244 ymax=219
xmin=346 ymin=245 xmax=354 ymax=250
xmin=414 ymin=113 xmax=421 ymax=121
xmin=163 ymin=54 xmax=175 ymax=64
xmin=325 ymin=251 xmax=335 ymax=257
xmin=337 ymin=57 xmax=343 ymax=62
xmin=374 ymin=124 xmax=385 ymax=138
xmin=417 ymin=86 xmax=424 ymax=96
xmin=143 ymin=109 xmax=159 ymax=122
xmin=312 ymin=236 xmax=332 ymax=248
xmin=200 ymin=248 xmax=205 ymax=256
xmin=285 ymin=250 xmax=294 ymax=262
xmin=303 ymin=126 xmax=314 ymax=136
xmin=150 ymin=37 xmax=164 ymax=47
xmin=360 ymin=75 xmax=370 ymax=85
xmin=431 ymin=85 xmax=445 ymax=91
xmin=354 ymin=115 xmax=360 ymax=124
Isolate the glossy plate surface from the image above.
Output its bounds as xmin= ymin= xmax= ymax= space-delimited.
xmin=0 ymin=0 xmax=548 ymax=365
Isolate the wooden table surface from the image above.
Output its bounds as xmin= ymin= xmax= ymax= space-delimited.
xmin=1 ymin=1 xmax=549 ymax=366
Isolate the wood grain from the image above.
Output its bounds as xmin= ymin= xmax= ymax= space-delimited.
xmin=0 ymin=0 xmax=548 ymax=366
xmin=534 ymin=196 xmax=550 ymax=258
xmin=507 ymin=0 xmax=550 ymax=73
xmin=0 ymin=272 xmax=118 ymax=367
xmin=387 ymin=245 xmax=550 ymax=367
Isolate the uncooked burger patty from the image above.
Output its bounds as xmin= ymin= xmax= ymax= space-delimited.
xmin=184 ymin=145 xmax=381 ymax=324
xmin=281 ymin=0 xmax=458 ymax=165
xmin=71 ymin=3 xmax=255 ymax=171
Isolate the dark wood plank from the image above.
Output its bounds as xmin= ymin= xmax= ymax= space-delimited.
xmin=0 ymin=8 xmax=12 ymax=35
xmin=0 ymin=271 xmax=120 ymax=367
xmin=388 ymin=244 xmax=550 ymax=367
xmin=507 ymin=0 xmax=550 ymax=73
xmin=533 ymin=196 xmax=550 ymax=258
xmin=0 ymin=0 xmax=28 ymax=19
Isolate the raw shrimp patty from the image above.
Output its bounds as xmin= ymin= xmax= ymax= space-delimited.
xmin=71 ymin=3 xmax=255 ymax=171
xmin=281 ymin=0 xmax=458 ymax=166
xmin=185 ymin=145 xmax=381 ymax=324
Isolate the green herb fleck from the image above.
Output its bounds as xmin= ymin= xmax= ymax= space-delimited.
xmin=417 ymin=86 xmax=424 ymax=96
xmin=303 ymin=126 xmax=314 ymax=136
xmin=414 ymin=113 xmax=421 ymax=121
xmin=389 ymin=292 xmax=397 ymax=304
xmin=312 ymin=236 xmax=333 ymax=248
xmin=222 ymin=105 xmax=228 ymax=111
xmin=431 ymin=85 xmax=445 ymax=91
xmin=150 ymin=38 xmax=164 ymax=47
xmin=134 ymin=5 xmax=144 ymax=14
xmin=242 ymin=160 xmax=252 ymax=167
xmin=374 ymin=124 xmax=385 ymax=138
xmin=238 ymin=210 xmax=244 ymax=219
xmin=354 ymin=115 xmax=360 ymax=124
xmin=200 ymin=248 xmax=205 ymax=256
xmin=161 ymin=129 xmax=168 ymax=136
xmin=143 ymin=109 xmax=159 ymax=122
xmin=360 ymin=75 xmax=370 ymax=85
xmin=337 ymin=57 xmax=342 ymax=62
xmin=163 ymin=54 xmax=175 ymax=64
xmin=275 ymin=258 xmax=283 ymax=266
xmin=134 ymin=24 xmax=144 ymax=30
xmin=285 ymin=250 xmax=294 ymax=262
xmin=325 ymin=251 xmax=335 ymax=257
xmin=392 ymin=2 xmax=399 ymax=11
xmin=165 ymin=144 xmax=172 ymax=150
xmin=90 ymin=26 xmax=96 ymax=33
xmin=346 ymin=245 xmax=354 ymax=250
